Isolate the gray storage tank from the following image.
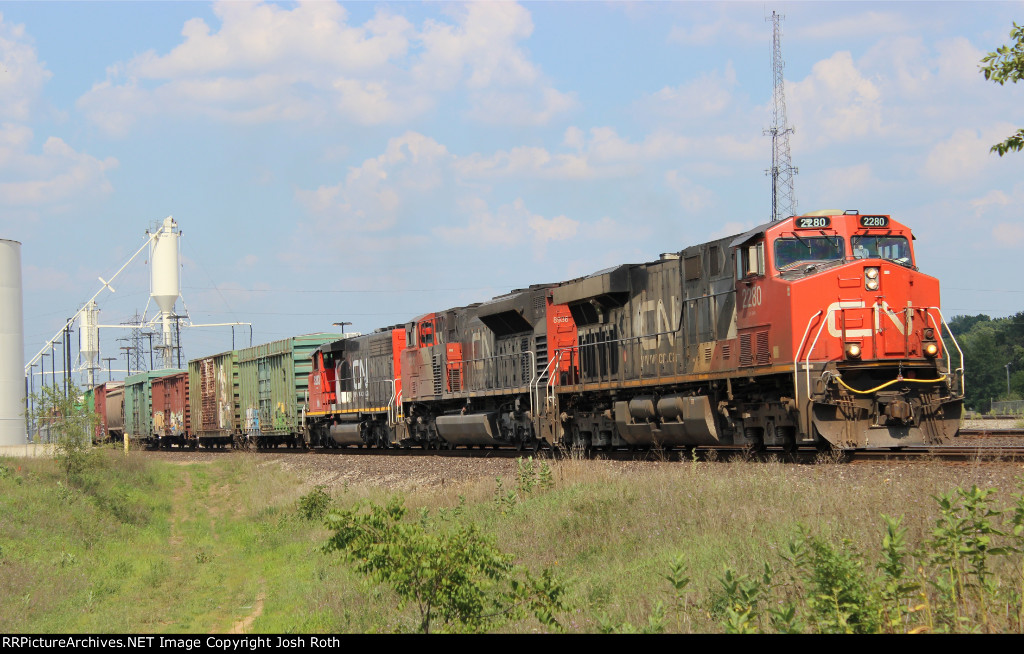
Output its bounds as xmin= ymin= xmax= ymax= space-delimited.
xmin=0 ymin=238 xmax=25 ymax=445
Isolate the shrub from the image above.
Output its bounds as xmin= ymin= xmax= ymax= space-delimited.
xmin=297 ymin=485 xmax=332 ymax=521
xmin=323 ymin=497 xmax=567 ymax=633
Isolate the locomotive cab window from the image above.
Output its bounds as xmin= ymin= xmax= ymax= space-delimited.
xmin=774 ymin=235 xmax=844 ymax=271
xmin=851 ymin=235 xmax=913 ymax=267
xmin=418 ymin=320 xmax=435 ymax=346
xmin=736 ymin=242 xmax=765 ymax=279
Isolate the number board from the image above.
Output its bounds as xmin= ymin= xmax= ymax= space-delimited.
xmin=859 ymin=215 xmax=889 ymax=228
xmin=795 ymin=216 xmax=831 ymax=229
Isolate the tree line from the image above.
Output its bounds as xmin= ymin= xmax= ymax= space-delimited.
xmin=946 ymin=313 xmax=1024 ymax=412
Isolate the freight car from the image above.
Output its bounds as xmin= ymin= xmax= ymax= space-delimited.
xmin=90 ymin=381 xmax=123 ymax=444
xmin=124 ymin=369 xmax=186 ymax=448
xmin=104 ymin=382 xmax=125 ymax=443
xmin=237 ymin=334 xmax=340 ymax=448
xmin=188 ymin=350 xmax=240 ymax=449
xmin=151 ymin=371 xmax=192 ymax=449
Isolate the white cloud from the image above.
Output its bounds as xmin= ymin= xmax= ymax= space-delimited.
xmin=295 ymin=131 xmax=453 ymax=229
xmin=668 ymin=17 xmax=760 ymax=46
xmin=637 ymin=64 xmax=738 ymax=121
xmin=0 ymin=13 xmax=52 ymax=122
xmin=528 ymin=212 xmax=578 ymax=243
xmin=819 ymin=163 xmax=877 ymax=194
xmin=434 ymin=197 xmax=578 ymax=259
xmin=970 ymin=189 xmax=1010 ymax=217
xmin=77 ymin=1 xmax=573 ymax=134
xmin=991 ymin=223 xmax=1024 ymax=248
xmin=664 ymin=170 xmax=715 ymax=213
xmin=787 ymin=51 xmax=883 ymax=149
xmin=465 ymin=87 xmax=577 ymax=126
xmin=795 ymin=11 xmax=922 ymax=40
xmin=0 ymin=124 xmax=118 ymax=207
xmin=922 ymin=125 xmax=1014 ymax=184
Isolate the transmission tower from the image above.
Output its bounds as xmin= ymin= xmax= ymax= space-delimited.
xmin=765 ymin=11 xmax=798 ymax=222
xmin=117 ymin=312 xmax=150 ymax=375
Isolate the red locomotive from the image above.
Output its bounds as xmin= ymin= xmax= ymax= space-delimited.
xmin=304 ymin=210 xmax=962 ymax=451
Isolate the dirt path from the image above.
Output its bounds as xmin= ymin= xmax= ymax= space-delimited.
xmin=229 ymin=586 xmax=266 ymax=634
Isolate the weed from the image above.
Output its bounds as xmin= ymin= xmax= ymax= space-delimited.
xmin=516 ymin=457 xmax=538 ymax=495
xmin=711 ymin=565 xmax=771 ymax=633
xmin=438 ymin=495 xmax=466 ymax=522
xmin=493 ymin=477 xmax=517 ymax=515
xmin=538 ymin=461 xmax=554 ymax=491
xmin=297 ymin=485 xmax=332 ymax=521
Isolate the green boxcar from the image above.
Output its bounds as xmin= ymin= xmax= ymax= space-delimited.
xmin=237 ymin=333 xmax=340 ymax=448
xmin=124 ymin=369 xmax=185 ymax=446
xmin=188 ymin=350 xmax=240 ymax=448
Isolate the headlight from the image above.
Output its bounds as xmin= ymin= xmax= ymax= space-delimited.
xmin=865 ymin=267 xmax=880 ymax=291
xmin=924 ymin=343 xmax=939 ymax=357
xmin=845 ymin=343 xmax=862 ymax=359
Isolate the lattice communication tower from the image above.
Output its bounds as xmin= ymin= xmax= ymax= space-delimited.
xmin=765 ymin=11 xmax=798 ymax=222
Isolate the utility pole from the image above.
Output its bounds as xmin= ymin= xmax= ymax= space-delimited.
xmin=121 ymin=346 xmax=135 ymax=377
xmin=103 ymin=357 xmax=116 ymax=382
xmin=765 ymin=11 xmax=798 ymax=222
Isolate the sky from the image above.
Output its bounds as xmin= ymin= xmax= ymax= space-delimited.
xmin=2 ymin=0 xmax=1023 ymax=384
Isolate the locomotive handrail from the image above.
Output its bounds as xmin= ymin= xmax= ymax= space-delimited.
xmin=794 ymin=310 xmax=824 ymax=403
xmin=454 ymin=350 xmax=537 ymax=396
xmin=566 ymin=324 xmax=686 ymax=388
xmin=804 ymin=302 xmax=858 ymax=398
xmin=923 ymin=307 xmax=965 ymax=395
xmin=385 ymin=379 xmax=397 ymax=427
xmin=530 ymin=350 xmax=562 ymax=416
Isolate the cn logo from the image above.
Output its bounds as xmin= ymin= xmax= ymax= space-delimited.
xmin=825 ymin=300 xmax=909 ymax=338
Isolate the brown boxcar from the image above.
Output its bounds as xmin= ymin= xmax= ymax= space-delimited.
xmin=151 ymin=371 xmax=192 ymax=449
xmin=188 ymin=350 xmax=240 ymax=448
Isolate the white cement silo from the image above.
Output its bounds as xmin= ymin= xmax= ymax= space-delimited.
xmin=150 ymin=217 xmax=180 ymax=369
xmin=0 ymin=239 xmax=26 ymax=445
xmin=80 ymin=301 xmax=99 ymax=388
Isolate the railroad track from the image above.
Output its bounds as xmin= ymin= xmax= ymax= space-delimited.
xmin=139 ymin=441 xmax=1024 ymax=463
xmin=959 ymin=428 xmax=1024 ymax=438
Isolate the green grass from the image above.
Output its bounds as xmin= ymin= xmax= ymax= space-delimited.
xmin=1 ymin=452 xmax=1022 ymax=633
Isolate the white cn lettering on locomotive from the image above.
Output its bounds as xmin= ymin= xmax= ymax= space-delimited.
xmin=825 ymin=300 xmax=909 ymax=338
xmin=634 ymin=296 xmax=681 ymax=351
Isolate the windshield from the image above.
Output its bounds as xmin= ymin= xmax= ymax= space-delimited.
xmin=851 ymin=235 xmax=912 ymax=267
xmin=774 ymin=236 xmax=845 ymax=270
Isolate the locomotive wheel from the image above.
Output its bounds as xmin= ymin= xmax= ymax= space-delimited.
xmin=781 ymin=432 xmax=796 ymax=454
